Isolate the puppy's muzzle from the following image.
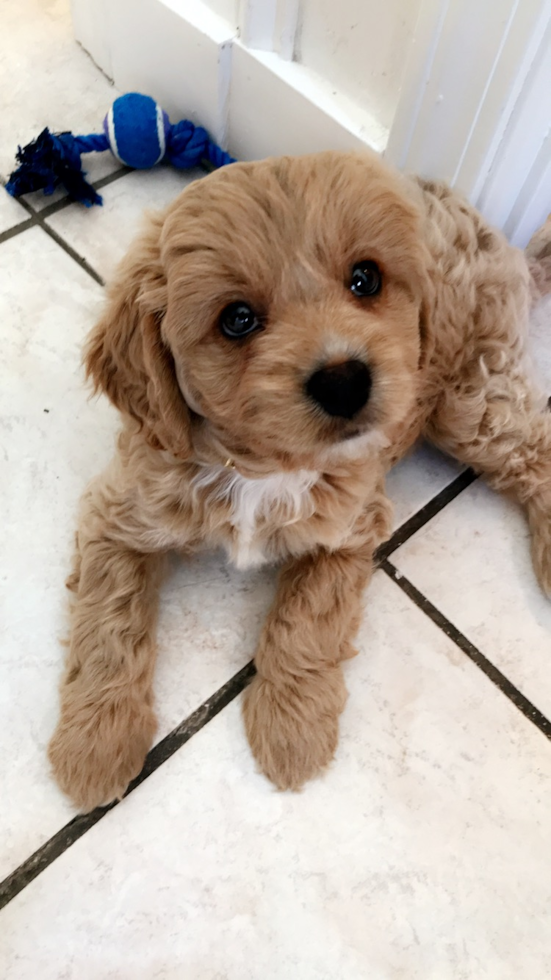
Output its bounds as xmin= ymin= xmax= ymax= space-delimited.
xmin=305 ymin=359 xmax=372 ymax=420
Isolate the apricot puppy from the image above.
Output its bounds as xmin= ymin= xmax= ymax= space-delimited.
xmin=48 ymin=151 xmax=551 ymax=810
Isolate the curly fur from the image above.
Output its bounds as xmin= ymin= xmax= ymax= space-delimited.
xmin=48 ymin=151 xmax=551 ymax=810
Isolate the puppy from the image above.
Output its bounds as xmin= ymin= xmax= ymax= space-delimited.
xmin=48 ymin=151 xmax=551 ymax=811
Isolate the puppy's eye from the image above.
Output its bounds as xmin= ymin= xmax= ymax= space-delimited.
xmin=219 ymin=302 xmax=263 ymax=339
xmin=350 ymin=261 xmax=382 ymax=297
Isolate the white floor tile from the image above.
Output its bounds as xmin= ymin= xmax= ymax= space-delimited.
xmin=154 ymin=552 xmax=274 ymax=735
xmin=0 ymin=191 xmax=28 ymax=233
xmin=46 ymin=167 xmax=205 ymax=280
xmin=393 ymin=480 xmax=551 ymax=717
xmin=0 ymin=227 xmax=272 ymax=880
xmin=386 ymin=442 xmax=463 ymax=529
xmin=0 ymin=227 xmax=110 ymax=875
xmin=1 ymin=573 xmax=550 ymax=980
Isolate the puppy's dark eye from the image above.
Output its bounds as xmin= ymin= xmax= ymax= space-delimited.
xmin=350 ymin=261 xmax=382 ymax=297
xmin=219 ymin=302 xmax=263 ymax=339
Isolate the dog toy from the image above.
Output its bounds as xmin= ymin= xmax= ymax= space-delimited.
xmin=5 ymin=92 xmax=235 ymax=207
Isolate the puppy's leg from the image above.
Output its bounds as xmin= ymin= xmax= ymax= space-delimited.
xmin=243 ymin=493 xmax=392 ymax=790
xmin=49 ymin=492 xmax=165 ymax=811
xmin=426 ymin=363 xmax=551 ymax=595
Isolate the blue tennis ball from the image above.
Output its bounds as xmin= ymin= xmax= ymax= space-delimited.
xmin=103 ymin=93 xmax=170 ymax=169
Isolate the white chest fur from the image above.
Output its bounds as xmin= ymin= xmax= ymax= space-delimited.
xmin=193 ymin=465 xmax=320 ymax=569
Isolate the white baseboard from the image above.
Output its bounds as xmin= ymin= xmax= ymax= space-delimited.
xmin=72 ymin=0 xmax=237 ymax=145
xmin=71 ymin=0 xmax=551 ymax=245
xmin=71 ymin=0 xmax=388 ymax=159
xmin=228 ymin=44 xmax=388 ymax=160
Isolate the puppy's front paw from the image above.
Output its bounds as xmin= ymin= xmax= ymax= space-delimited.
xmin=48 ymin=689 xmax=157 ymax=812
xmin=243 ymin=667 xmax=347 ymax=790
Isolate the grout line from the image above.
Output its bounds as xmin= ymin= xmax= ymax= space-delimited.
xmin=0 ymin=164 xmax=131 ymax=287
xmin=3 ymin=157 xmax=208 ymax=227
xmin=1 ymin=158 xmax=210 ymax=281
xmin=37 ymin=166 xmax=132 ymax=220
xmin=4 ymin=191 xmax=36 ymax=219
xmin=1 ymin=184 xmax=105 ymax=286
xmin=39 ymin=222 xmax=105 ymax=286
xmin=1 ymin=165 xmax=130 ymax=220
xmin=5 ymin=186 xmax=104 ymax=285
xmin=376 ymin=467 xmax=477 ymax=562
xmin=381 ymin=558 xmax=551 ymax=741
xmin=0 ymin=216 xmax=36 ymax=245
xmin=0 ymin=661 xmax=256 ymax=912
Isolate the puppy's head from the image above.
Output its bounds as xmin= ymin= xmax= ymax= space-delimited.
xmin=86 ymin=152 xmax=431 ymax=470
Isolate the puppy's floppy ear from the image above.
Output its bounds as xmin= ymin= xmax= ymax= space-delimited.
xmin=84 ymin=212 xmax=192 ymax=458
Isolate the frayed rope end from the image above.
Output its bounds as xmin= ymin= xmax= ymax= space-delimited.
xmin=6 ymin=128 xmax=103 ymax=206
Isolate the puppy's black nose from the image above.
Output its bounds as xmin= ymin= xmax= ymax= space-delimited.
xmin=305 ymin=359 xmax=372 ymax=419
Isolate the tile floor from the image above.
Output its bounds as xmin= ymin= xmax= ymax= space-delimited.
xmin=2 ymin=2 xmax=551 ymax=977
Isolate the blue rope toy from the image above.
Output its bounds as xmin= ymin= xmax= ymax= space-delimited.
xmin=6 ymin=92 xmax=235 ymax=207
